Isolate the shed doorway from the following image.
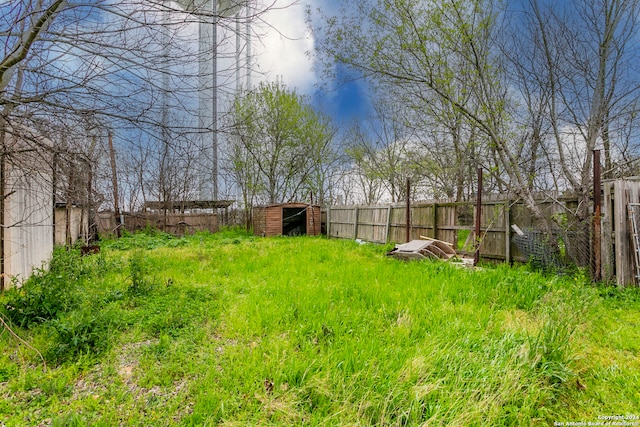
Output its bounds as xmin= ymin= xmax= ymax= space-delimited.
xmin=283 ymin=207 xmax=307 ymax=236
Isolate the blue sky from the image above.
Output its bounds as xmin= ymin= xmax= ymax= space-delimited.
xmin=254 ymin=0 xmax=372 ymax=128
xmin=311 ymin=66 xmax=373 ymax=128
xmin=0 ymin=0 xmax=370 ymax=130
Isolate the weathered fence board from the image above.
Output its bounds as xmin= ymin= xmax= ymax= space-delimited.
xmin=356 ymin=206 xmax=389 ymax=243
xmin=328 ymin=200 xmax=514 ymax=258
xmin=602 ymin=180 xmax=640 ymax=286
xmin=326 ymin=206 xmax=357 ymax=240
xmin=325 ymin=195 xmax=591 ymax=267
xmin=97 ymin=211 xmax=219 ymax=236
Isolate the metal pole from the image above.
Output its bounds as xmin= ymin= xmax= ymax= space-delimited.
xmin=212 ymin=0 xmax=219 ymax=201
xmin=245 ymin=3 xmax=251 ymax=90
xmin=405 ymin=178 xmax=411 ymax=242
xmin=236 ymin=14 xmax=241 ymax=93
xmin=593 ymin=149 xmax=602 ymax=281
xmin=474 ymin=168 xmax=483 ymax=266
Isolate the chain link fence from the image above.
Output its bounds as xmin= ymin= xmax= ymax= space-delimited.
xmin=511 ymin=217 xmax=592 ymax=276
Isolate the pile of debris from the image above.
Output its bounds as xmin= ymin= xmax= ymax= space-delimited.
xmin=387 ymin=237 xmax=457 ymax=261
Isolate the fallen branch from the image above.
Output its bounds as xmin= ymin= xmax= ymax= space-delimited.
xmin=0 ymin=314 xmax=46 ymax=373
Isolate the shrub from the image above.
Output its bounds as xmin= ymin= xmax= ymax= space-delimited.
xmin=0 ymin=246 xmax=129 ymax=365
xmin=2 ymin=248 xmax=85 ymax=328
xmin=126 ymin=250 xmax=155 ymax=296
xmin=101 ymin=230 xmax=188 ymax=251
xmin=46 ymin=309 xmax=119 ymax=363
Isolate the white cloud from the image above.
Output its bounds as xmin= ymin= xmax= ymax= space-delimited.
xmin=251 ymin=0 xmax=317 ymax=94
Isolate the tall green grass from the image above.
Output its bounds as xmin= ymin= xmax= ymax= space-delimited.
xmin=1 ymin=230 xmax=639 ymax=426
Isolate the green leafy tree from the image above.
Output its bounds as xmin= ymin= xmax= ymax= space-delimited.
xmin=227 ymin=81 xmax=335 ymax=212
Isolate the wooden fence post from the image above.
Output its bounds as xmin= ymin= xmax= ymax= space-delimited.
xmin=385 ymin=205 xmax=392 ymax=244
xmin=432 ymin=203 xmax=438 ymax=240
xmin=353 ymin=206 xmax=359 ymax=240
xmin=601 ymin=183 xmax=612 ymax=281
xmin=593 ymin=150 xmax=602 ymax=281
xmin=504 ymin=201 xmax=511 ymax=264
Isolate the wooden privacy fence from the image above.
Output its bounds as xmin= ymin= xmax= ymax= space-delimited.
xmin=325 ymin=195 xmax=586 ymax=264
xmin=97 ymin=211 xmax=219 ymax=236
xmin=601 ymin=179 xmax=640 ymax=286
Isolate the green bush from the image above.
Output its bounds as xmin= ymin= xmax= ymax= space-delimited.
xmin=101 ymin=230 xmax=188 ymax=251
xmin=2 ymin=248 xmax=85 ymax=328
xmin=46 ymin=313 xmax=110 ymax=362
xmin=126 ymin=249 xmax=155 ymax=296
xmin=1 ymin=247 xmax=124 ymax=364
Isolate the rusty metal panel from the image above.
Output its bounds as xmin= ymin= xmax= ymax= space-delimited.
xmin=122 ymin=212 xmax=219 ymax=235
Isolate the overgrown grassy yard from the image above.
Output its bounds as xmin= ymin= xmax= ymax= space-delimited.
xmin=1 ymin=230 xmax=639 ymax=426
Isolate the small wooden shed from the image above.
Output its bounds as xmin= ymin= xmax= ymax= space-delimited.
xmin=253 ymin=203 xmax=321 ymax=237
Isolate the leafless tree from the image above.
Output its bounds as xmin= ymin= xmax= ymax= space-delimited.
xmin=1 ymin=0 xmax=285 ymax=230
xmin=503 ymin=0 xmax=640 ymax=218
xmin=313 ymin=0 xmax=640 ymax=223
xmin=343 ymin=102 xmax=422 ymax=203
xmin=313 ymin=0 xmax=547 ymax=217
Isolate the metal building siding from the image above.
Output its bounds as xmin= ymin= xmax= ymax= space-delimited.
xmin=4 ymin=159 xmax=54 ymax=286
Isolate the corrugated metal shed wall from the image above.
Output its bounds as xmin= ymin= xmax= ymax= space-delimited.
xmin=4 ymin=154 xmax=54 ymax=287
xmin=55 ymin=207 xmax=88 ymax=245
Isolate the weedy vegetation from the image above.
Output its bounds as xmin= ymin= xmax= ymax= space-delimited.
xmin=0 ymin=229 xmax=639 ymax=426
